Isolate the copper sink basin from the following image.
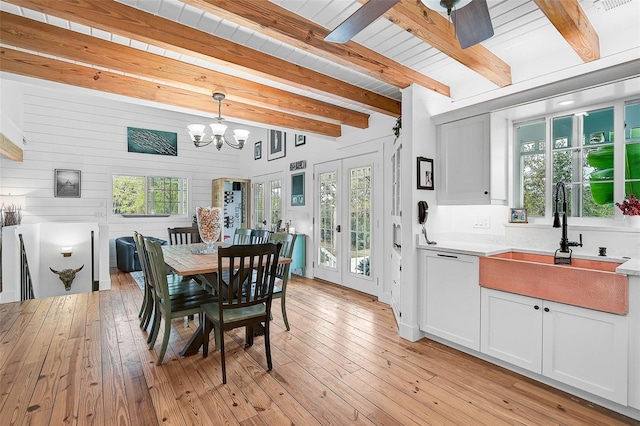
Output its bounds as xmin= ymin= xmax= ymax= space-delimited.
xmin=479 ymin=251 xmax=628 ymax=315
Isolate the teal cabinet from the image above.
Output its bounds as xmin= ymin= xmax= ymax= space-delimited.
xmin=290 ymin=234 xmax=306 ymax=278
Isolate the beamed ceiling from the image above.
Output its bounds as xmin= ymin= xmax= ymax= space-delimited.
xmin=0 ymin=0 xmax=639 ymax=138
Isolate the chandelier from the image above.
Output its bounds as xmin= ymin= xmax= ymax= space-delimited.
xmin=187 ymin=93 xmax=250 ymax=150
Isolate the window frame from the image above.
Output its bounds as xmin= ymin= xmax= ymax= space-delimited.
xmin=513 ymin=98 xmax=637 ymax=224
xmin=111 ymin=173 xmax=188 ymax=217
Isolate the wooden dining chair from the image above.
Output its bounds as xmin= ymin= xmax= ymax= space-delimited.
xmin=233 ymin=228 xmax=252 ymax=244
xmin=144 ymin=238 xmax=217 ymax=365
xmin=268 ymin=232 xmax=297 ymax=331
xmin=167 ymin=226 xmax=201 ymax=245
xmin=201 ymin=242 xmax=282 ymax=384
xmin=250 ymin=229 xmax=271 ymax=244
xmin=134 ymin=232 xmax=206 ymax=340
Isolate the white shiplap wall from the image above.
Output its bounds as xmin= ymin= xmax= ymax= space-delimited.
xmin=0 ymin=80 xmax=251 ymax=266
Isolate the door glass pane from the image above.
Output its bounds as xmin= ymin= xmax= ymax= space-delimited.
xmin=253 ymin=182 xmax=264 ymax=228
xmin=318 ymin=171 xmax=337 ymax=269
xmin=349 ymin=166 xmax=371 ymax=276
xmin=270 ymin=179 xmax=281 ymax=231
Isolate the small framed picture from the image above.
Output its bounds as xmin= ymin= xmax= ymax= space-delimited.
xmin=254 ymin=141 xmax=262 ymax=160
xmin=510 ymin=208 xmax=528 ymax=223
xmin=54 ymin=169 xmax=81 ymax=198
xmin=417 ymin=157 xmax=434 ymax=190
xmin=268 ymin=129 xmax=286 ymax=161
xmin=295 ymin=134 xmax=306 ymax=146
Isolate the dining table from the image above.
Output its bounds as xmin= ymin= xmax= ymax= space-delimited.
xmin=162 ymin=243 xmax=292 ymax=357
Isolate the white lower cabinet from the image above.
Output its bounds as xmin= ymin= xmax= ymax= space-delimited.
xmin=420 ymin=251 xmax=480 ymax=351
xmin=481 ymin=288 xmax=629 ymax=405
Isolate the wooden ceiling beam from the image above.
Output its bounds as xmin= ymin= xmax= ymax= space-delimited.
xmin=180 ymin=0 xmax=450 ymax=98
xmin=532 ymin=0 xmax=600 ymax=62
xmin=0 ymin=12 xmax=368 ymax=129
xmin=0 ymin=48 xmax=342 ymax=137
xmin=0 ymin=133 xmax=23 ymax=162
xmin=379 ymin=0 xmax=512 ymax=88
xmin=3 ymin=0 xmax=400 ymax=117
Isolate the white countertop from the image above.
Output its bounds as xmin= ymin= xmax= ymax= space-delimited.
xmin=416 ymin=236 xmax=640 ymax=276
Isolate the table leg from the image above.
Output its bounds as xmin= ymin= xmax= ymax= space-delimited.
xmin=180 ymin=323 xmax=204 ymax=356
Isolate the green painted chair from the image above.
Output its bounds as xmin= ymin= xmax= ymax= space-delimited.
xmin=233 ymin=228 xmax=252 ymax=244
xmin=268 ymin=232 xmax=297 ymax=331
xmin=133 ymin=232 xmax=201 ymax=333
xmin=201 ymin=242 xmax=281 ymax=384
xmin=144 ymin=238 xmax=217 ymax=365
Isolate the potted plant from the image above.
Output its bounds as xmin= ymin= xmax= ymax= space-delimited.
xmin=615 ymin=194 xmax=640 ymax=227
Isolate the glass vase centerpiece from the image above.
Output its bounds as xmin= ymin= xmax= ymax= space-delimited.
xmin=196 ymin=206 xmax=222 ymax=253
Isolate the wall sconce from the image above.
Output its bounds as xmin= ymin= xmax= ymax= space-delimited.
xmin=61 ymin=246 xmax=73 ymax=257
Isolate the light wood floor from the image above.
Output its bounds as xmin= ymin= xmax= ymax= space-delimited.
xmin=0 ymin=269 xmax=637 ymax=425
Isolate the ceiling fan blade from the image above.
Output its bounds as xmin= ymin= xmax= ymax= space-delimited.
xmin=325 ymin=0 xmax=401 ymax=44
xmin=452 ymin=0 xmax=494 ymax=49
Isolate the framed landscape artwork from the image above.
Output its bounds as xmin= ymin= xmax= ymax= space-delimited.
xmin=268 ymin=130 xmax=286 ymax=161
xmin=54 ymin=169 xmax=81 ymax=198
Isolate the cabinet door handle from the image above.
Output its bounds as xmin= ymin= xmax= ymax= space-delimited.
xmin=437 ymin=254 xmax=458 ymax=259
xmin=534 ymin=305 xmax=540 ymax=310
xmin=544 ymin=307 xmax=550 ymax=312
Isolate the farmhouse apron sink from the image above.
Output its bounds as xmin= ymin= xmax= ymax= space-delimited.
xmin=479 ymin=251 xmax=628 ymax=315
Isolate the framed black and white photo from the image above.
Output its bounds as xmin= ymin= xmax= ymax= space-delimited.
xmin=268 ymin=129 xmax=286 ymax=161
xmin=295 ymin=134 xmax=306 ymax=147
xmin=254 ymin=141 xmax=262 ymax=160
xmin=54 ymin=169 xmax=81 ymax=198
xmin=417 ymin=157 xmax=434 ymax=190
xmin=510 ymin=208 xmax=528 ymax=223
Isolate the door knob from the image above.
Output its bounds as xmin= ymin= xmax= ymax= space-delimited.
xmin=336 ymin=225 xmax=341 ymax=232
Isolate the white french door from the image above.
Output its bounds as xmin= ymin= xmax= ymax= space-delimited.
xmin=252 ymin=172 xmax=283 ymax=231
xmin=314 ymin=154 xmax=377 ymax=295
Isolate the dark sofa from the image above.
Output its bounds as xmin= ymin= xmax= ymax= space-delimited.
xmin=115 ymin=236 xmax=166 ymax=272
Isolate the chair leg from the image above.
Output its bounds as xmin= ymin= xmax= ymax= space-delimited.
xmin=281 ymin=295 xmax=290 ymax=331
xmin=157 ymin=316 xmax=171 ymax=365
xmin=264 ymin=320 xmax=272 ymax=371
xmin=219 ymin=329 xmax=226 ymax=384
xmin=148 ymin=299 xmax=161 ymax=348
xmin=140 ymin=286 xmax=153 ymax=330
xmin=138 ymin=283 xmax=148 ymax=319
xmin=202 ymin=316 xmax=210 ymax=358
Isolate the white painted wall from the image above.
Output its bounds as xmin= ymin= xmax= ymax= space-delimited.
xmin=0 ymin=77 xmax=255 ymax=270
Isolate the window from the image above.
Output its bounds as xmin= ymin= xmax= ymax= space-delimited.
xmin=516 ymin=120 xmax=546 ymax=217
xmin=515 ymin=101 xmax=640 ymax=220
xmin=113 ymin=175 xmax=187 ymax=215
xmin=625 ymin=101 xmax=640 ymax=197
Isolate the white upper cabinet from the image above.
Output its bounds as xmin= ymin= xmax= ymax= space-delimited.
xmin=436 ymin=113 xmax=507 ymax=205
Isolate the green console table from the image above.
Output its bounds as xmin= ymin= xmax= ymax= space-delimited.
xmin=289 ymin=233 xmax=306 ymax=278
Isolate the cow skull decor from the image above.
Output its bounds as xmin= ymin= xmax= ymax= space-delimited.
xmin=50 ymin=265 xmax=84 ymax=291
